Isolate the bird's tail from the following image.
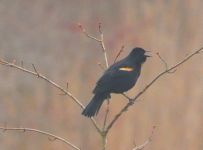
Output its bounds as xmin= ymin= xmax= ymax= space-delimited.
xmin=82 ymin=93 xmax=108 ymax=117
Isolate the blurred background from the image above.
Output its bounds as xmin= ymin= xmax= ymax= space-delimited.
xmin=0 ymin=0 xmax=203 ymax=150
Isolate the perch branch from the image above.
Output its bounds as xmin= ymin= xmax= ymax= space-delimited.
xmin=106 ymin=47 xmax=203 ymax=133
xmin=0 ymin=126 xmax=80 ymax=150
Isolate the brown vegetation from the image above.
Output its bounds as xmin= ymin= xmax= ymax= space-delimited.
xmin=0 ymin=1 xmax=203 ymax=150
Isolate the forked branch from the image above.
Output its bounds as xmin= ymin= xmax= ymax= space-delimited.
xmin=0 ymin=59 xmax=101 ymax=135
xmin=132 ymin=126 xmax=156 ymax=150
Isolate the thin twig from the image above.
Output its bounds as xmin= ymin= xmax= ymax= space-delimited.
xmin=156 ymin=52 xmax=176 ymax=73
xmin=114 ymin=45 xmax=125 ymax=63
xmin=106 ymin=47 xmax=203 ymax=133
xmin=98 ymin=23 xmax=108 ymax=68
xmin=132 ymin=126 xmax=156 ymax=150
xmin=78 ymin=24 xmax=101 ymax=42
xmin=0 ymin=59 xmax=102 ymax=135
xmin=32 ymin=64 xmax=40 ymax=77
xmin=156 ymin=52 xmax=168 ymax=70
xmin=122 ymin=93 xmax=133 ymax=101
xmin=78 ymin=23 xmax=108 ymax=67
xmin=103 ymin=99 xmax=110 ymax=131
xmin=66 ymin=82 xmax=69 ymax=90
xmin=79 ymin=23 xmax=110 ymax=150
xmin=97 ymin=23 xmax=109 ymax=150
xmin=96 ymin=24 xmax=110 ymax=137
xmin=0 ymin=126 xmax=81 ymax=150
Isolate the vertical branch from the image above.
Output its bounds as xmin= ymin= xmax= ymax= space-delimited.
xmin=98 ymin=23 xmax=110 ymax=134
xmin=78 ymin=23 xmax=108 ymax=67
xmin=78 ymin=23 xmax=109 ymax=150
xmin=98 ymin=23 xmax=108 ymax=68
xmin=79 ymin=23 xmax=109 ymax=150
xmin=102 ymin=100 xmax=109 ymax=130
xmin=102 ymin=133 xmax=108 ymax=150
xmin=98 ymin=23 xmax=109 ymax=150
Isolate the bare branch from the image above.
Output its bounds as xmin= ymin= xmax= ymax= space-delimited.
xmin=79 ymin=23 xmax=110 ymax=150
xmin=114 ymin=45 xmax=125 ymax=63
xmin=97 ymin=23 xmax=109 ymax=150
xmin=98 ymin=23 xmax=108 ymax=68
xmin=78 ymin=23 xmax=101 ymax=42
xmin=132 ymin=126 xmax=156 ymax=150
xmin=66 ymin=82 xmax=69 ymax=90
xmin=0 ymin=126 xmax=81 ymax=150
xmin=156 ymin=52 xmax=176 ymax=73
xmin=98 ymin=23 xmax=109 ymax=150
xmin=122 ymin=93 xmax=133 ymax=101
xmin=102 ymin=133 xmax=108 ymax=150
xmin=98 ymin=22 xmax=102 ymax=34
xmin=156 ymin=52 xmax=168 ymax=70
xmin=106 ymin=47 xmax=203 ymax=133
xmin=32 ymin=64 xmax=40 ymax=77
xmin=103 ymin=99 xmax=110 ymax=131
xmin=79 ymin=23 xmax=108 ymax=68
xmin=0 ymin=59 xmax=102 ymax=135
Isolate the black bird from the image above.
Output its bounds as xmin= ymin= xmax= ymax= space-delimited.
xmin=82 ymin=47 xmax=150 ymax=117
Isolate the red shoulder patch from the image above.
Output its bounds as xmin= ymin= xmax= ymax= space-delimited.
xmin=119 ymin=67 xmax=134 ymax=71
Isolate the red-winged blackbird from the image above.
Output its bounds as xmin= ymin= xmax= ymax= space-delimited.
xmin=82 ymin=47 xmax=150 ymax=117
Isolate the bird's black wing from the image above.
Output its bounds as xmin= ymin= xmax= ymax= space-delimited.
xmin=93 ymin=59 xmax=135 ymax=94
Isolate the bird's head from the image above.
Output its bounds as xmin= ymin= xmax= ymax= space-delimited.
xmin=128 ymin=47 xmax=151 ymax=64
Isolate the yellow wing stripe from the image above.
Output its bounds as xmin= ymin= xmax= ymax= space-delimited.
xmin=119 ymin=67 xmax=134 ymax=71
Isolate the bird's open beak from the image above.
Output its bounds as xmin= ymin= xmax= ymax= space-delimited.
xmin=145 ymin=51 xmax=152 ymax=57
